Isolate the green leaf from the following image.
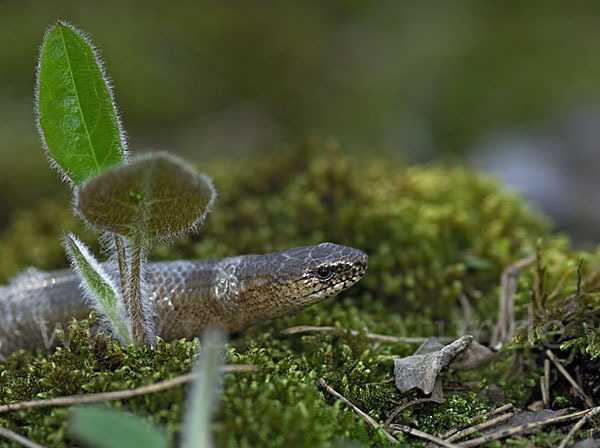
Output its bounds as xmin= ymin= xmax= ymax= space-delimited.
xmin=37 ymin=21 xmax=126 ymax=185
xmin=75 ymin=153 xmax=216 ymax=241
xmin=64 ymin=232 xmax=132 ymax=344
xmin=70 ymin=406 xmax=169 ymax=448
xmin=181 ymin=329 xmax=226 ymax=448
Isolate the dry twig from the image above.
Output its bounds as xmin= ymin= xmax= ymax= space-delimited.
xmin=546 ymin=267 xmax=576 ymax=302
xmin=576 ymin=259 xmax=585 ymax=308
xmin=384 ymin=397 xmax=440 ymax=427
xmin=543 ymin=359 xmax=551 ymax=408
xmin=436 ymin=403 xmax=514 ymax=441
xmin=546 ymin=350 xmax=595 ymax=408
xmin=540 ymin=375 xmax=548 ymax=408
xmin=0 ymin=364 xmax=257 ymax=414
xmin=458 ymin=293 xmax=472 ymax=336
xmin=0 ymin=427 xmax=47 ymax=448
xmin=283 ymin=325 xmax=454 ymax=343
xmin=445 ymin=412 xmax=514 ymax=442
xmin=484 ymin=403 xmax=515 ymax=418
xmin=557 ymin=406 xmax=600 ymax=448
xmin=316 ymin=378 xmax=398 ymax=445
xmin=490 ymin=255 xmax=536 ymax=349
xmin=583 ymin=266 xmax=600 ymax=291
xmin=389 ymin=424 xmax=461 ymax=448
xmin=459 ymin=408 xmax=596 ymax=447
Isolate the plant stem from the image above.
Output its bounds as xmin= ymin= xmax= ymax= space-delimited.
xmin=114 ymin=234 xmax=128 ymax=298
xmin=127 ymin=231 xmax=153 ymax=347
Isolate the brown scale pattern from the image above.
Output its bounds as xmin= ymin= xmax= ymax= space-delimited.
xmin=0 ymin=243 xmax=367 ymax=358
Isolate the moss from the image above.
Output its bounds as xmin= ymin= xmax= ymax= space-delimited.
xmin=0 ymin=316 xmax=196 ymax=446
xmin=1 ymin=140 xmax=590 ymax=447
xmin=514 ymin=241 xmax=600 ymax=359
xmin=177 ymin=138 xmax=550 ymax=326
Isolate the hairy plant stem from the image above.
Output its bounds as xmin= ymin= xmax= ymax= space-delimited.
xmin=114 ymin=234 xmax=128 ymax=299
xmin=127 ymin=231 xmax=152 ymax=347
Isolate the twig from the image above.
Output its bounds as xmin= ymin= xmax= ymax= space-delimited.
xmin=445 ymin=412 xmax=514 ymax=442
xmin=485 ymin=403 xmax=515 ymax=418
xmin=389 ymin=425 xmax=461 ymax=448
xmin=384 ymin=397 xmax=440 ymax=427
xmin=546 ymin=349 xmax=595 ymax=408
xmin=316 ymin=378 xmax=398 ymax=445
xmin=557 ymin=406 xmax=600 ymax=448
xmin=576 ymin=259 xmax=585 ymax=308
xmin=458 ymin=293 xmax=472 ymax=336
xmin=0 ymin=365 xmax=257 ymax=414
xmin=587 ymin=423 xmax=600 ymax=439
xmin=439 ymin=403 xmax=514 ymax=440
xmin=546 ymin=267 xmax=576 ymax=302
xmin=283 ymin=326 xmax=454 ymax=344
xmin=540 ymin=376 xmax=548 ymax=408
xmin=426 ymin=405 xmax=515 ymax=448
xmin=583 ymin=266 xmax=600 ymax=291
xmin=543 ymin=359 xmax=551 ymax=407
xmin=533 ymin=242 xmax=548 ymax=316
xmin=0 ymin=427 xmax=47 ymax=448
xmin=491 ymin=255 xmax=536 ymax=349
xmin=459 ymin=408 xmax=596 ymax=447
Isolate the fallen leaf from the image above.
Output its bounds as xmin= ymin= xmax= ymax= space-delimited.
xmin=393 ymin=335 xmax=473 ymax=394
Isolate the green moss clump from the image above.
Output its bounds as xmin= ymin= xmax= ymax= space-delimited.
xmin=509 ymin=240 xmax=600 ymax=402
xmin=0 ymin=308 xmax=493 ymax=448
xmin=172 ymin=138 xmax=549 ymax=326
xmin=1 ymin=141 xmax=581 ymax=447
xmin=506 ymin=238 xmax=600 ymax=352
xmin=0 ymin=316 xmax=198 ymax=446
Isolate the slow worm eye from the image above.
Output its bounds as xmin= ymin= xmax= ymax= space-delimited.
xmin=317 ymin=267 xmax=333 ymax=280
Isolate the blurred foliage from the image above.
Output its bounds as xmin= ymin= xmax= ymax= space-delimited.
xmin=2 ymin=1 xmax=600 ymax=229
xmin=70 ymin=406 xmax=169 ymax=448
xmin=0 ymin=195 xmax=92 ymax=281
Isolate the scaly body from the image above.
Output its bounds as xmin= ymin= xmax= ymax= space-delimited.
xmin=0 ymin=243 xmax=367 ymax=358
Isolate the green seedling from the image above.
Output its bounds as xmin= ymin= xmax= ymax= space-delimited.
xmin=36 ymin=21 xmax=215 ymax=347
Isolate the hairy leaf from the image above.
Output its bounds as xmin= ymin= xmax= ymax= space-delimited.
xmin=64 ymin=232 xmax=132 ymax=344
xmin=36 ymin=21 xmax=126 ymax=185
xmin=75 ymin=154 xmax=216 ymax=240
xmin=70 ymin=406 xmax=169 ymax=448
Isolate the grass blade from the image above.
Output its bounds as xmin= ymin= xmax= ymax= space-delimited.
xmin=64 ymin=232 xmax=132 ymax=344
xmin=181 ymin=329 xmax=226 ymax=448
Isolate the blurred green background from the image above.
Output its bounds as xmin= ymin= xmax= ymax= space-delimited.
xmin=1 ymin=1 xmax=600 ymax=238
